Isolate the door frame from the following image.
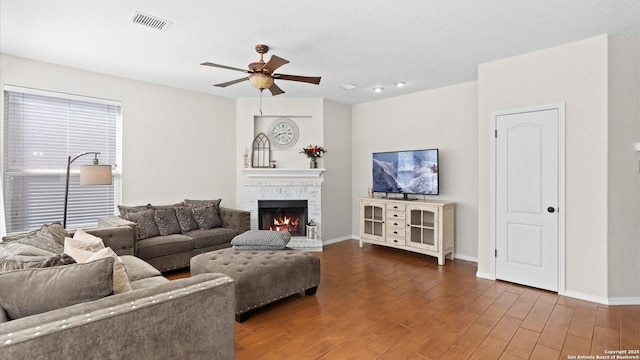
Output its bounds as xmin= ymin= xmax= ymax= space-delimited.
xmin=489 ymin=103 xmax=566 ymax=294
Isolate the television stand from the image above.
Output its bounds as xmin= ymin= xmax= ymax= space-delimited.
xmin=359 ymin=198 xmax=455 ymax=265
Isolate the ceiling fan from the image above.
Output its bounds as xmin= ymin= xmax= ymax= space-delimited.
xmin=201 ymin=44 xmax=321 ymax=96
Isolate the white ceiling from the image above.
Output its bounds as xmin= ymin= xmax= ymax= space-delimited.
xmin=1 ymin=0 xmax=639 ymax=104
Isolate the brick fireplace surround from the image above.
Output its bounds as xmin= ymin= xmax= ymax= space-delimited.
xmin=243 ymin=173 xmax=323 ymax=251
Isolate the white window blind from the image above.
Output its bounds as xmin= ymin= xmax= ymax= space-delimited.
xmin=3 ymin=86 xmax=121 ymax=233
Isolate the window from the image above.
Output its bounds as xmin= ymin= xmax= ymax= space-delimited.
xmin=3 ymin=86 xmax=121 ymax=233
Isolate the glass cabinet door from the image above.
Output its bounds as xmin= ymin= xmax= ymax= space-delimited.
xmin=362 ymin=203 xmax=384 ymax=240
xmin=407 ymin=206 xmax=438 ymax=251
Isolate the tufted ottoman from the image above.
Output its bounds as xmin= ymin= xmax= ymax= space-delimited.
xmin=190 ymin=248 xmax=320 ymax=322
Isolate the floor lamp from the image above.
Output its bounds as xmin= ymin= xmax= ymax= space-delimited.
xmin=63 ymin=152 xmax=112 ymax=228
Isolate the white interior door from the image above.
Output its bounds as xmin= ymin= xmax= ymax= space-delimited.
xmin=495 ymin=108 xmax=559 ymax=292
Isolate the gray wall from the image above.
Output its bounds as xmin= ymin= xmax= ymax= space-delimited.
xmin=351 ymin=82 xmax=479 ymax=260
xmin=607 ymin=34 xmax=640 ymax=300
xmin=0 ymin=54 xmax=237 ymax=209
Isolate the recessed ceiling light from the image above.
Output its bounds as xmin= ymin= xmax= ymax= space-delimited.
xmin=395 ymin=81 xmax=406 ymax=88
xmin=338 ymin=83 xmax=358 ymax=90
xmin=373 ymin=87 xmax=384 ymax=93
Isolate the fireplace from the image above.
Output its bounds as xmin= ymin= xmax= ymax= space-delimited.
xmin=258 ymin=200 xmax=308 ymax=237
xmin=244 ymin=180 xmax=323 ymax=251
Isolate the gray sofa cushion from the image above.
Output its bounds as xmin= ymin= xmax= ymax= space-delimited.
xmin=2 ymin=222 xmax=69 ymax=254
xmin=136 ymin=234 xmax=194 ymax=259
xmin=119 ymin=255 xmax=162 ymax=281
xmin=153 ymin=208 xmax=182 ymax=236
xmin=0 ymin=257 xmax=114 ymax=320
xmin=125 ymin=210 xmax=160 ymax=240
xmin=231 ymin=230 xmax=291 ymax=250
xmin=185 ymin=228 xmax=238 ymax=249
xmin=130 ymin=276 xmax=170 ymax=290
xmin=0 ymin=254 xmax=76 ymax=272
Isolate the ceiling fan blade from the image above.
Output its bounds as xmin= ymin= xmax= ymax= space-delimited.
xmin=274 ymin=74 xmax=321 ymax=85
xmin=201 ymin=62 xmax=248 ymax=73
xmin=268 ymin=82 xmax=285 ymax=96
xmin=214 ymin=77 xmax=249 ymax=87
xmin=262 ymin=55 xmax=290 ymax=73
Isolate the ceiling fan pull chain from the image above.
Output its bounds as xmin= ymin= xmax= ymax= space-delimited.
xmin=260 ymin=90 xmax=263 ymax=115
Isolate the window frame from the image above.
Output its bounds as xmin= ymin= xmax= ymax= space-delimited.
xmin=2 ymin=85 xmax=122 ymax=233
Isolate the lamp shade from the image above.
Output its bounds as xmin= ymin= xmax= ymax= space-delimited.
xmin=248 ymin=73 xmax=274 ymax=90
xmin=80 ymin=164 xmax=112 ymax=185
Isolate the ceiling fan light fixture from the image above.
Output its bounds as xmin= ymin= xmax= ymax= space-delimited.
xmin=249 ymin=73 xmax=274 ymax=90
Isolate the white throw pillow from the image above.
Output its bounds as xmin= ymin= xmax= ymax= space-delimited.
xmin=63 ymin=238 xmax=95 ymax=263
xmin=86 ymin=247 xmax=132 ymax=294
xmin=70 ymin=229 xmax=106 ymax=251
xmin=64 ymin=235 xmax=132 ymax=294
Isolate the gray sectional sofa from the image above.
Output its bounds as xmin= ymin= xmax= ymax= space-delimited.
xmin=100 ymin=199 xmax=251 ymax=272
xmin=0 ymin=225 xmax=236 ymax=359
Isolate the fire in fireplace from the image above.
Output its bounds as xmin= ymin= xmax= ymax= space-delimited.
xmin=258 ymin=200 xmax=308 ymax=237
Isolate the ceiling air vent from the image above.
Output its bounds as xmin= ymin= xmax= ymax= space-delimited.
xmin=131 ymin=11 xmax=172 ymax=31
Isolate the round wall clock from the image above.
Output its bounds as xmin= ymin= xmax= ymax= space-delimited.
xmin=269 ymin=118 xmax=299 ymax=150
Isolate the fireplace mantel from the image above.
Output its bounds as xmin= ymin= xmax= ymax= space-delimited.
xmin=240 ymin=168 xmax=325 ymax=178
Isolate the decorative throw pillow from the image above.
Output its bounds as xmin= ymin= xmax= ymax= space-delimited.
xmin=0 ymin=242 xmax=56 ymax=257
xmin=70 ymin=229 xmax=106 ymax=251
xmin=191 ymin=205 xmax=221 ymax=230
xmin=231 ymin=230 xmax=291 ymax=250
xmin=0 ymin=246 xmax=11 ymax=257
xmin=124 ymin=210 xmax=160 ymax=240
xmin=0 ymin=257 xmax=114 ymax=320
xmin=149 ymin=202 xmax=184 ymax=210
xmin=184 ymin=199 xmax=221 ymax=210
xmin=153 ymin=208 xmax=182 ymax=236
xmin=85 ymin=247 xmax=132 ymax=294
xmin=0 ymin=254 xmax=76 ymax=272
xmin=2 ymin=223 xmax=68 ymax=254
xmin=64 ymin=238 xmax=132 ymax=294
xmin=64 ymin=238 xmax=96 ymax=263
xmin=118 ymin=204 xmax=150 ymax=217
xmin=175 ymin=206 xmax=199 ymax=233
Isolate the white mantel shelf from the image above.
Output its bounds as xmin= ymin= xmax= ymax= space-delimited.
xmin=240 ymin=168 xmax=326 ymax=178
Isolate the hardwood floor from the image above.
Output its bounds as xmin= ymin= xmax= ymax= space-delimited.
xmin=166 ymin=240 xmax=640 ymax=359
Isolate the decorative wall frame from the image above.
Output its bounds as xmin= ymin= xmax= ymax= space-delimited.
xmin=251 ymin=133 xmax=271 ymax=168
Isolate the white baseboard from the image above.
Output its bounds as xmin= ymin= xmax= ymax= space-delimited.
xmin=453 ymin=253 xmax=477 ymax=263
xmin=476 ymin=271 xmax=495 ymax=280
xmin=560 ymin=290 xmax=640 ymax=305
xmin=323 ymin=236 xmax=352 ymax=246
xmin=560 ymin=290 xmax=610 ymax=305
xmin=607 ymin=297 xmax=640 ymax=305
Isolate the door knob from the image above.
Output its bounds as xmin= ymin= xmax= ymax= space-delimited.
xmin=547 ymin=207 xmax=555 ymax=213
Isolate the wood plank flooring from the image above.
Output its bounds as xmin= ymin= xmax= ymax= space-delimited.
xmin=166 ymin=240 xmax=640 ymax=359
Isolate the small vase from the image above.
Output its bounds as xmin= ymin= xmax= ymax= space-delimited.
xmin=310 ymin=159 xmax=318 ymax=168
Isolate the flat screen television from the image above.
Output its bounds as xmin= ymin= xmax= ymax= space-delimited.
xmin=372 ymin=149 xmax=439 ymax=199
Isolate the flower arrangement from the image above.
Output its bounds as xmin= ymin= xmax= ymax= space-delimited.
xmin=300 ymin=145 xmax=327 ymax=159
